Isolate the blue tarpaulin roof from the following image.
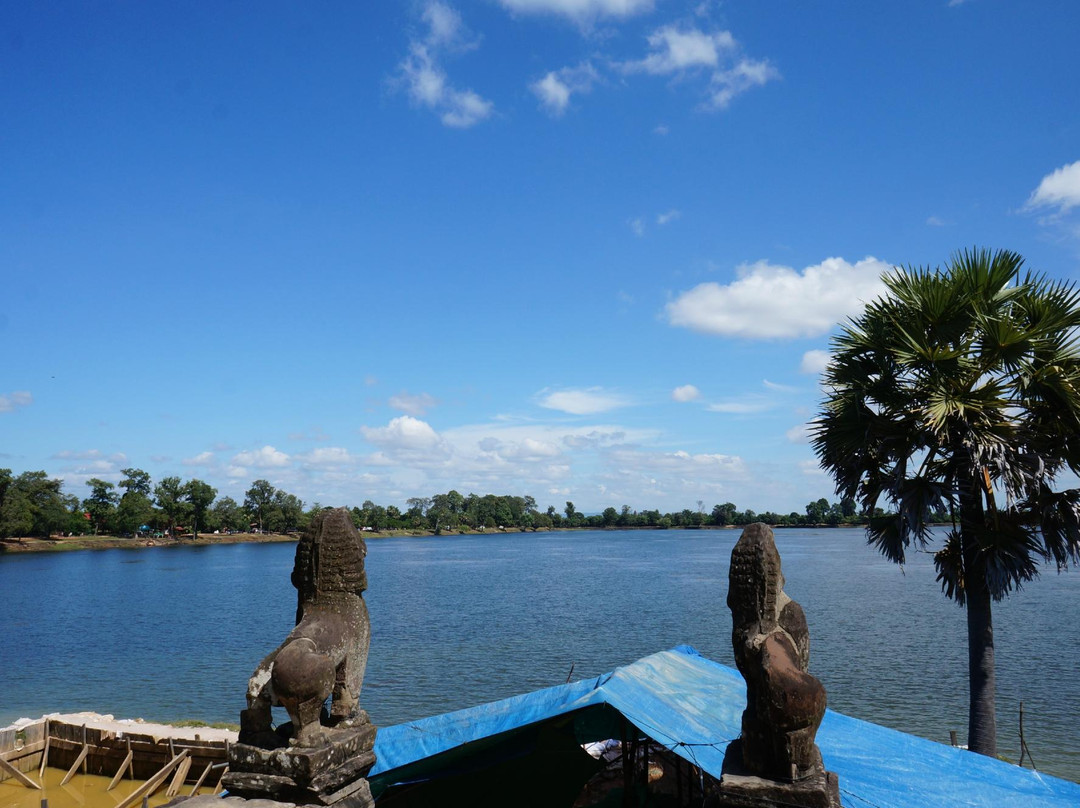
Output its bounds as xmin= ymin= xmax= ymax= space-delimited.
xmin=370 ymin=645 xmax=1080 ymax=808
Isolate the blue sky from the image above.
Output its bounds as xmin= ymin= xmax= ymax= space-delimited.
xmin=3 ymin=0 xmax=1080 ymax=514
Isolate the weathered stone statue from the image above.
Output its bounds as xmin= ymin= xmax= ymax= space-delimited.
xmin=224 ymin=508 xmax=376 ymax=808
xmin=719 ymin=523 xmax=840 ymax=808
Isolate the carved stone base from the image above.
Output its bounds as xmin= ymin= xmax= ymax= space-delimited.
xmin=223 ymin=723 xmax=376 ymax=808
xmin=715 ymin=741 xmax=841 ymax=808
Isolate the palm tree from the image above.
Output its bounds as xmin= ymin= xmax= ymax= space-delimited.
xmin=812 ymin=248 xmax=1080 ymax=756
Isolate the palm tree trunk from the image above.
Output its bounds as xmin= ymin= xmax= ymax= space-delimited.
xmin=958 ymin=463 xmax=997 ymax=756
xmin=965 ymin=579 xmax=997 ymax=755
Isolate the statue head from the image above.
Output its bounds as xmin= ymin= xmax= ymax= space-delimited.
xmin=727 ymin=522 xmax=784 ymax=636
xmin=291 ymin=507 xmax=368 ymax=600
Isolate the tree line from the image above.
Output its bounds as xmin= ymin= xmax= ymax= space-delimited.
xmin=0 ymin=466 xmax=895 ymax=541
xmin=0 ymin=468 xmax=312 ymax=540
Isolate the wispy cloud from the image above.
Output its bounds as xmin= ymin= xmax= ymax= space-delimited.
xmin=497 ymin=0 xmax=654 ymax=24
xmin=0 ymin=390 xmax=32 ymax=413
xmin=706 ymin=398 xmax=773 ymax=414
xmin=620 ymin=24 xmax=778 ymax=110
xmin=666 ymin=256 xmax=890 ymax=339
xmin=531 ymin=62 xmax=599 ymax=116
xmin=786 ymin=423 xmax=812 ymax=444
xmin=389 ymin=390 xmax=439 ymax=416
xmin=397 ymin=2 xmax=493 ymax=129
xmin=537 ymin=387 xmax=630 ymax=415
xmin=762 ymin=379 xmax=799 ymax=393
xmin=657 ymin=209 xmax=681 ymax=225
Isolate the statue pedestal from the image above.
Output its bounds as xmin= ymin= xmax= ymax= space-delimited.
xmin=223 ymin=723 xmax=376 ymax=808
xmin=716 ymin=741 xmax=841 ymax=808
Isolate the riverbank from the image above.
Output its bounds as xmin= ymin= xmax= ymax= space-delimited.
xmin=0 ymin=522 xmax=875 ymax=555
xmin=0 ymin=527 xmax=535 ymax=554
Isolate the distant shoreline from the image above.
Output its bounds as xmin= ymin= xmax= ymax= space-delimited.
xmin=0 ymin=522 xmax=877 ymax=555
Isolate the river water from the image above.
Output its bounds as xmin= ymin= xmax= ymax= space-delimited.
xmin=1 ymin=528 xmax=1077 ymax=782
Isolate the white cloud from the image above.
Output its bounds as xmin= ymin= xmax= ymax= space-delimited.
xmin=0 ymin=390 xmax=32 ymax=413
xmin=786 ymin=423 xmax=811 ymax=444
xmin=705 ymin=57 xmax=780 ymax=110
xmin=183 ymin=451 xmax=216 ymax=467
xmin=762 ymin=379 xmax=798 ymax=393
xmin=629 ymin=216 xmax=646 ymax=236
xmin=397 ymin=3 xmax=493 ymax=129
xmin=422 ymin=1 xmax=466 ymax=47
xmin=537 ymin=387 xmax=630 ymax=415
xmin=1026 ymin=160 xmax=1080 ymax=214
xmin=653 ymin=124 xmax=669 ymax=135
xmin=389 ymin=390 xmax=438 ymax=416
xmin=671 ymin=384 xmax=701 ymax=402
xmin=926 ymin=215 xmax=947 ymax=227
xmin=300 ymin=447 xmax=357 ymax=466
xmin=706 ymin=399 xmax=773 ymax=414
xmin=232 ymin=445 xmax=290 ymax=468
xmin=497 ymin=0 xmax=653 ymax=23
xmin=531 ymin=62 xmax=598 ymax=117
xmin=625 ymin=25 xmax=735 ymax=74
xmin=512 ymin=437 xmax=562 ymax=459
xmin=666 ymin=256 xmax=890 ymax=339
xmin=621 ymin=25 xmax=777 ymax=111
xmin=657 ymin=209 xmax=681 ymax=225
xmin=52 ymin=449 xmax=127 ymax=463
xmin=361 ymin=416 xmax=446 ymax=452
xmin=800 ymin=349 xmax=831 ymax=375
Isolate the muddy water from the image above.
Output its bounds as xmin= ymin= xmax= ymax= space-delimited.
xmin=0 ymin=766 xmax=182 ymax=808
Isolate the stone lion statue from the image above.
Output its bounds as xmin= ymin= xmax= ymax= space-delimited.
xmin=240 ymin=507 xmax=371 ymax=748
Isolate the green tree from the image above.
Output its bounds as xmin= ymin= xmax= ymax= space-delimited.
xmin=244 ymin=479 xmax=276 ymax=533
xmin=210 ymin=496 xmax=245 ymax=533
xmin=154 ymin=476 xmax=188 ymax=538
xmin=272 ymin=490 xmax=304 ymax=533
xmin=115 ymin=468 xmax=156 ymax=536
xmin=805 ymin=497 xmax=830 ymax=525
xmin=115 ymin=491 xmax=155 ymax=536
xmin=0 ymin=486 xmax=33 ymax=539
xmin=712 ymin=502 xmax=737 ymax=526
xmin=10 ymin=471 xmax=73 ymax=538
xmin=118 ymin=468 xmax=152 ymax=498
xmin=813 ymin=249 xmax=1080 ymax=756
xmin=185 ymin=479 xmax=217 ymax=540
xmin=83 ymin=478 xmax=118 ymax=535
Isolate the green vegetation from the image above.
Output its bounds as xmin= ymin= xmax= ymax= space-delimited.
xmin=0 ymin=469 xmax=315 ymax=541
xmin=0 ymin=462 xmax=874 ymax=544
xmin=813 ymin=248 xmax=1080 ymax=757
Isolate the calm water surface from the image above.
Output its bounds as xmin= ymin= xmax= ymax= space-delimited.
xmin=1 ymin=529 xmax=1077 ymax=782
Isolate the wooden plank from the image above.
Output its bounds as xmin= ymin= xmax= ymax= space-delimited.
xmin=60 ymin=744 xmax=89 ymax=786
xmin=115 ymin=749 xmax=188 ymax=808
xmin=1 ymin=739 xmax=47 ymax=762
xmin=188 ymin=760 xmax=214 ymax=796
xmin=38 ymin=732 xmax=50 ymax=778
xmin=107 ymin=748 xmax=134 ymax=791
xmin=0 ymin=754 xmax=41 ymax=789
xmin=165 ymin=755 xmax=192 ymax=797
